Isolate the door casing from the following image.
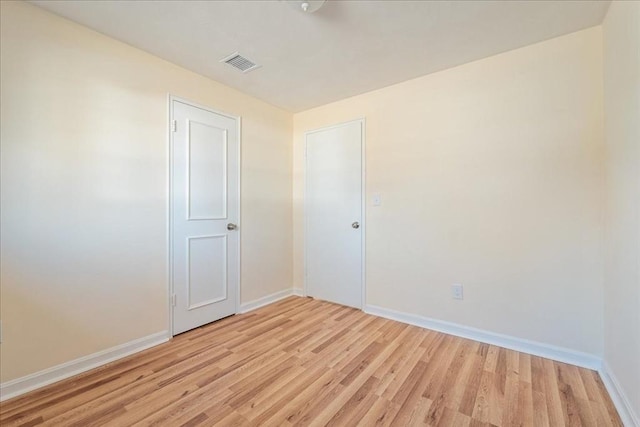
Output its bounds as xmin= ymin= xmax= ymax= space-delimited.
xmin=303 ymin=118 xmax=366 ymax=309
xmin=167 ymin=95 xmax=241 ymax=336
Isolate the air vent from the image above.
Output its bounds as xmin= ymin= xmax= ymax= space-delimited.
xmin=220 ymin=52 xmax=261 ymax=73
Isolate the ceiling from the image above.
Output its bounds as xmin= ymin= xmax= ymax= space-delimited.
xmin=30 ymin=0 xmax=610 ymax=112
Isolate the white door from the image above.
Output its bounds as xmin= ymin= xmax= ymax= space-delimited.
xmin=171 ymin=99 xmax=239 ymax=335
xmin=305 ymin=120 xmax=364 ymax=309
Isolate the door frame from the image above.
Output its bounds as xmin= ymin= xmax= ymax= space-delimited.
xmin=303 ymin=118 xmax=366 ymax=309
xmin=167 ymin=95 xmax=242 ymax=336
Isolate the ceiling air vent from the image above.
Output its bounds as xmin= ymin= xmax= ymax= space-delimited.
xmin=220 ymin=52 xmax=261 ymax=73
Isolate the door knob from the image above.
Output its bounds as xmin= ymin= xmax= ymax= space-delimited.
xmin=227 ymin=223 xmax=238 ymax=231
xmin=352 ymin=222 xmax=360 ymax=229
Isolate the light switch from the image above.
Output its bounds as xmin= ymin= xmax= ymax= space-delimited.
xmin=372 ymin=193 xmax=381 ymax=206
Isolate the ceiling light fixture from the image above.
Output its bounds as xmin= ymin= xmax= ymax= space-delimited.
xmin=286 ymin=0 xmax=326 ymax=13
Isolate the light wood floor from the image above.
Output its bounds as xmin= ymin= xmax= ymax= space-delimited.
xmin=0 ymin=297 xmax=622 ymax=426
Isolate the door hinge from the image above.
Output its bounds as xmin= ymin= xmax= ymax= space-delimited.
xmin=171 ymin=294 xmax=177 ymax=307
xmin=171 ymin=120 xmax=177 ymax=132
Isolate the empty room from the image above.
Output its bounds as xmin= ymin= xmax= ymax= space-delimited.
xmin=0 ymin=0 xmax=638 ymax=425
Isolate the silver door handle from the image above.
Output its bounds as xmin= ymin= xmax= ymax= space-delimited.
xmin=227 ymin=223 xmax=238 ymax=231
xmin=352 ymin=222 xmax=360 ymax=229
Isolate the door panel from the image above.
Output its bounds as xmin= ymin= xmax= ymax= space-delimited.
xmin=172 ymin=99 xmax=239 ymax=335
xmin=188 ymin=121 xmax=227 ymax=220
xmin=187 ymin=235 xmax=227 ymax=309
xmin=305 ymin=120 xmax=363 ymax=309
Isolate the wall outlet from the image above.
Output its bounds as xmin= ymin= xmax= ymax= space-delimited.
xmin=452 ymin=284 xmax=463 ymax=300
xmin=372 ymin=193 xmax=381 ymax=206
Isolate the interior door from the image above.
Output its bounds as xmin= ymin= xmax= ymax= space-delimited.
xmin=305 ymin=120 xmax=363 ymax=309
xmin=171 ymin=99 xmax=239 ymax=335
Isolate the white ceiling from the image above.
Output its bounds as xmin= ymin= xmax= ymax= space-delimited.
xmin=30 ymin=0 xmax=610 ymax=112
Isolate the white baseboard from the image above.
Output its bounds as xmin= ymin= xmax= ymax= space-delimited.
xmin=599 ymin=360 xmax=639 ymax=427
xmin=0 ymin=331 xmax=170 ymax=402
xmin=293 ymin=288 xmax=304 ymax=297
xmin=364 ymin=304 xmax=601 ymax=370
xmin=240 ymin=288 xmax=298 ymax=313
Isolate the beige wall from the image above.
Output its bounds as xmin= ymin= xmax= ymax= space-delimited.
xmin=293 ymin=27 xmax=605 ymax=355
xmin=0 ymin=1 xmax=292 ymax=382
xmin=603 ymin=0 xmax=640 ymax=420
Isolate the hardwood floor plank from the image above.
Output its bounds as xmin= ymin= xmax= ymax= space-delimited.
xmin=458 ymin=346 xmax=489 ymax=417
xmin=446 ymin=341 xmax=481 ymax=413
xmin=339 ymin=342 xmax=384 ymax=387
xmin=471 ymin=369 xmax=494 ymax=423
xmin=519 ymin=352 xmax=532 ymax=384
xmin=378 ymin=340 xmax=428 ymax=400
xmin=591 ymin=369 xmax=624 ymax=426
xmin=372 ymin=326 xmax=423 ymax=393
xmin=577 ymin=367 xmax=603 ymax=403
xmin=557 ymin=362 xmax=589 ymax=401
xmin=0 ymin=296 xmax=623 ymax=427
xmin=500 ymin=371 xmax=520 ymax=426
xmin=253 ymin=369 xmax=341 ymax=425
xmin=179 ymin=412 xmax=208 ymax=427
xmin=240 ymin=364 xmax=323 ymax=421
xmin=483 ymin=345 xmax=500 ymax=373
xmin=530 ymin=355 xmax=546 ymax=394
xmin=422 ymin=340 xmax=469 ymax=425
xmin=542 ymin=357 xmax=567 ymax=426
xmin=518 ymin=378 xmax=535 ymax=426
xmin=356 ymin=397 xmax=400 ymax=427
xmin=325 ymin=376 xmax=379 ymax=426
xmin=575 ymin=397 xmax=599 ymax=427
xmin=388 ymin=362 xmax=430 ymax=425
xmin=422 ymin=336 xmax=461 ymax=401
xmin=453 ymin=411 xmax=473 ymax=427
xmin=306 ymin=337 xmax=410 ymax=427
xmin=488 ymin=366 xmax=506 ymax=426
xmin=132 ymin=386 xmax=232 ymax=426
xmin=533 ymin=389 xmax=551 ymax=427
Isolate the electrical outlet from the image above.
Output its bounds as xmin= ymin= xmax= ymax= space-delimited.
xmin=452 ymin=284 xmax=463 ymax=300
